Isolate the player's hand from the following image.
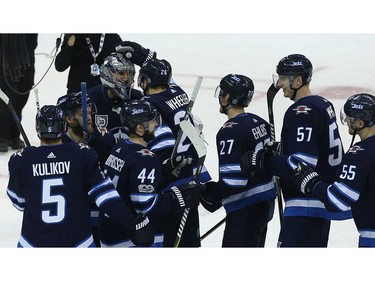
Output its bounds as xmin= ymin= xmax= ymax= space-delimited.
xmin=127 ymin=213 xmax=154 ymax=246
xmin=115 ymin=41 xmax=156 ymax=66
xmin=293 ymin=161 xmax=321 ymax=194
xmin=200 ymin=181 xmax=222 ymax=213
xmin=169 ymin=181 xmax=203 ymax=210
xmin=240 ymin=141 xmax=281 ymax=174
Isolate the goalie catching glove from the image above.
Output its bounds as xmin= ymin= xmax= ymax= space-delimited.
xmin=293 ymin=161 xmax=321 ymax=194
xmin=169 ymin=181 xmax=203 ymax=211
xmin=240 ymin=141 xmax=281 ymax=174
xmin=126 ymin=213 xmax=155 ymax=246
xmin=115 ymin=41 xmax=156 ymax=66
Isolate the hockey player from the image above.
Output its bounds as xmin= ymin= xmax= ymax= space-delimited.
xmin=293 ymin=93 xmax=375 ymax=247
xmin=57 ymin=92 xmax=116 ymax=247
xmin=56 ymin=92 xmax=115 ymax=167
xmin=6 ymin=105 xmax=154 ymax=247
xmin=116 ymin=42 xmax=211 ymax=247
xmin=200 ymin=74 xmax=276 ymax=247
xmin=240 ymin=54 xmax=352 ymax=247
xmin=87 ymin=52 xmax=143 ymax=143
xmin=99 ymin=99 xmax=202 ymax=247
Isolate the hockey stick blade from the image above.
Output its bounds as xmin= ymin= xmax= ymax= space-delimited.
xmin=266 ymin=83 xmax=284 ymax=225
xmin=171 ymin=76 xmax=203 ymax=158
xmin=179 ymin=120 xmax=206 ymax=158
xmin=266 ymin=83 xmax=279 ymax=142
xmin=0 ymin=89 xmax=31 ymax=147
xmin=173 ymin=120 xmax=207 ymax=248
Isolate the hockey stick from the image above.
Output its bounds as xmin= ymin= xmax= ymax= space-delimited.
xmin=171 ymin=76 xmax=203 ymax=159
xmin=0 ymin=89 xmax=31 ymax=147
xmin=173 ymin=119 xmax=207 ymax=248
xmin=266 ymin=83 xmax=284 ymax=225
xmin=34 ymin=88 xmax=40 ymax=111
xmin=80 ymin=82 xmax=88 ymax=144
xmin=200 ymin=217 xmax=226 ymax=241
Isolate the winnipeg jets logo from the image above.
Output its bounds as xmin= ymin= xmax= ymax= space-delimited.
xmin=293 ymin=105 xmax=312 ymax=114
xmin=222 ymin=121 xmax=237 ymax=129
xmin=111 ymin=128 xmax=129 ymax=143
xmin=95 ymin=115 xmax=108 ymax=128
xmin=348 ymin=145 xmax=364 ymax=154
xmin=137 ymin=149 xmax=154 ymax=157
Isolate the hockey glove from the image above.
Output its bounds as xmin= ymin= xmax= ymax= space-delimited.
xmin=126 ymin=213 xmax=155 ymax=247
xmin=169 ymin=181 xmax=203 ymax=211
xmin=115 ymin=41 xmax=157 ymax=66
xmin=293 ymin=161 xmax=321 ymax=194
xmin=240 ymin=141 xmax=281 ymax=175
xmin=162 ymin=155 xmax=194 ymax=179
xmin=200 ymin=181 xmax=222 ymax=213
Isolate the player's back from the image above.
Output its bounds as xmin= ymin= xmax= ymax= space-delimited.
xmin=7 ymin=142 xmax=98 ymax=247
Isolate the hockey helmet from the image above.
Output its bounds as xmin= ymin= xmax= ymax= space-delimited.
xmin=342 ymin=93 xmax=375 ymax=127
xmin=214 ymin=74 xmax=254 ymax=107
xmin=120 ymin=99 xmax=161 ymax=133
xmin=276 ymin=54 xmax=313 ymax=86
xmin=36 ymin=105 xmax=66 ymax=139
xmin=138 ymin=58 xmax=172 ymax=88
xmin=56 ymin=92 xmax=97 ymax=115
xmin=100 ymin=52 xmax=135 ymax=100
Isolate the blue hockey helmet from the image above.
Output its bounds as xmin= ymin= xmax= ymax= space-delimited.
xmin=138 ymin=58 xmax=172 ymax=89
xmin=214 ymin=74 xmax=254 ymax=107
xmin=36 ymin=105 xmax=66 ymax=139
xmin=276 ymin=54 xmax=313 ymax=86
xmin=120 ymin=99 xmax=161 ymax=133
xmin=342 ymin=93 xmax=375 ymax=128
xmin=56 ymin=92 xmax=97 ymax=115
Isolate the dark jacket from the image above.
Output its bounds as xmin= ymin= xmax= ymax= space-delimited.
xmin=55 ymin=33 xmax=122 ymax=94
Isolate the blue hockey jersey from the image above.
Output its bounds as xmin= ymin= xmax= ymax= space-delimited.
xmin=143 ymin=82 xmax=211 ymax=188
xmin=87 ymin=85 xmax=143 ymax=143
xmin=6 ymin=142 xmax=134 ymax=247
xmin=216 ymin=112 xmax=276 ymax=213
xmin=99 ymin=139 xmax=174 ymax=247
xmin=268 ymin=95 xmax=352 ymax=220
xmin=313 ymin=135 xmax=375 ymax=246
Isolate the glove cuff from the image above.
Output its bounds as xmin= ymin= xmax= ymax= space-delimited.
xmin=143 ymin=50 xmax=156 ymax=66
xmin=170 ymin=186 xmax=186 ymax=208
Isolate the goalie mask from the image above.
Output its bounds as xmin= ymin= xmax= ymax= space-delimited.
xmin=100 ymin=52 xmax=135 ymax=100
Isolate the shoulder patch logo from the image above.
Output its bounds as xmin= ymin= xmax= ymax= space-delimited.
xmin=293 ymin=105 xmax=312 ymax=114
xmin=348 ymin=145 xmax=364 ymax=154
xmin=137 ymin=149 xmax=154 ymax=157
xmin=222 ymin=121 xmax=238 ymax=129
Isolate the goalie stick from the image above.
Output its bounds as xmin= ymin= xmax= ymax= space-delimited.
xmin=0 ymin=89 xmax=31 ymax=147
xmin=171 ymin=76 xmax=203 ymax=159
xmin=266 ymin=83 xmax=284 ymax=225
xmin=173 ymin=119 xmax=207 ymax=247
